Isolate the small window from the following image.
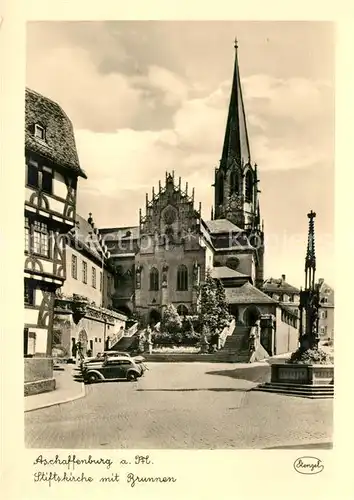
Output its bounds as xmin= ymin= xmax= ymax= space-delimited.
xmin=42 ymin=166 xmax=53 ymax=194
xmin=34 ymin=124 xmax=45 ymax=140
xmin=92 ymin=267 xmax=96 ymax=288
xmin=27 ymin=161 xmax=39 ymax=188
xmin=25 ymin=217 xmax=30 ymax=252
xmin=100 ymin=271 xmax=103 ymax=291
xmin=99 ymin=338 xmax=102 ymax=343
xmin=82 ymin=261 xmax=88 ymax=284
xmin=95 ymin=338 xmax=98 ymax=342
xmin=24 ymin=280 xmax=35 ymax=306
xmin=72 ymin=255 xmax=78 ymax=279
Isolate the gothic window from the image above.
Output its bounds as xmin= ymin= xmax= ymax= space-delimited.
xmin=92 ymin=267 xmax=97 ymax=288
xmin=177 ymin=304 xmax=189 ymax=316
xmin=150 ymin=267 xmax=159 ymax=291
xmin=217 ymin=174 xmax=224 ymax=205
xmin=177 ymin=265 xmax=188 ymax=291
xmin=230 ymin=170 xmax=240 ymax=195
xmin=245 ymin=170 xmax=253 ymax=203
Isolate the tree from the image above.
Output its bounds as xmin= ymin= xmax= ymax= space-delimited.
xmin=161 ymin=304 xmax=182 ymax=334
xmin=198 ymin=270 xmax=232 ymax=334
xmin=198 ymin=270 xmax=220 ymax=334
xmin=215 ymin=278 xmax=232 ymax=330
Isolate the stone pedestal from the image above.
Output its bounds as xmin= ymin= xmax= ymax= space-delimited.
xmin=254 ymin=363 xmax=334 ymax=399
xmin=24 ymin=357 xmax=56 ymax=396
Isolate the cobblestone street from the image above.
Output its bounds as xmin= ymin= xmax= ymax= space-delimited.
xmin=25 ymin=362 xmax=333 ymax=449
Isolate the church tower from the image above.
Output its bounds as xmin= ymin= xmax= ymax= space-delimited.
xmin=214 ymin=40 xmax=261 ymax=232
xmin=213 ymin=40 xmax=265 ymax=288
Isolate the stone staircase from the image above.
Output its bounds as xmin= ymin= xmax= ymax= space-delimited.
xmin=109 ymin=322 xmax=139 ymax=351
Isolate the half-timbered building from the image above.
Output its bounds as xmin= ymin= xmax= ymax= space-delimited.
xmin=24 ymin=88 xmax=86 ymax=393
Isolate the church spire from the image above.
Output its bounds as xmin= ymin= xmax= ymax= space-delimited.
xmin=220 ymin=40 xmax=251 ymax=168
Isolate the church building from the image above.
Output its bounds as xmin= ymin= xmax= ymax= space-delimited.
xmin=100 ymin=42 xmax=295 ymax=347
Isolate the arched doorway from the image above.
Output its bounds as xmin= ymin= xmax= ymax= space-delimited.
xmin=149 ymin=309 xmax=161 ymax=326
xmin=243 ymin=306 xmax=261 ymax=326
xmin=177 ymin=304 xmax=189 ymax=316
xmin=78 ymin=329 xmax=88 ymax=356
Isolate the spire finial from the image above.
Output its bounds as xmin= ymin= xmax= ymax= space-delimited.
xmin=234 ymin=37 xmax=238 ymax=49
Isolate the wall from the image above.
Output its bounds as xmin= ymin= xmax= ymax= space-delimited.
xmin=275 ymin=307 xmax=299 ymax=355
xmin=54 ymin=309 xmax=127 ymax=358
xmin=62 ymin=245 xmax=113 ymax=308
xmin=135 ymin=245 xmax=205 ymax=321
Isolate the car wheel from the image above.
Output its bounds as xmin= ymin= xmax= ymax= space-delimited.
xmin=87 ymin=372 xmax=99 ymax=384
xmin=127 ymin=372 xmax=137 ymax=382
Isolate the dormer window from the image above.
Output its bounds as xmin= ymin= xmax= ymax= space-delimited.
xmin=34 ymin=124 xmax=45 ymax=140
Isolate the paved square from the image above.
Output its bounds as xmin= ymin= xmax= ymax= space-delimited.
xmin=25 ymin=362 xmax=333 ymax=449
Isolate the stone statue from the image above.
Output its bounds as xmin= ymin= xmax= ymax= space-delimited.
xmin=135 ymin=265 xmax=142 ymax=289
xmin=162 ymin=263 xmax=169 ymax=288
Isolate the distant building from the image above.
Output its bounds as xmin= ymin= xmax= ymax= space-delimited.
xmin=24 ymin=88 xmax=86 ymax=394
xmin=317 ymin=278 xmax=334 ymax=341
xmin=262 ymin=274 xmax=300 ymax=309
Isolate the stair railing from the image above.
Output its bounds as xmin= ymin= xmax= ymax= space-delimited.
xmin=219 ymin=318 xmax=236 ymax=348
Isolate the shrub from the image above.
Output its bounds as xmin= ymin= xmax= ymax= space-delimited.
xmin=287 ymin=347 xmax=333 ymax=365
xmin=161 ymin=304 xmax=182 ymax=334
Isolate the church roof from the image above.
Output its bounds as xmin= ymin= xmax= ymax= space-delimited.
xmin=225 ymin=282 xmax=277 ymax=305
xmin=25 ymin=88 xmax=86 ymax=178
xmin=203 ymin=218 xmax=243 ymax=234
xmin=220 ymin=42 xmax=251 ymax=168
xmin=211 ymin=266 xmax=249 ymax=280
xmin=99 ymin=226 xmax=140 ymax=241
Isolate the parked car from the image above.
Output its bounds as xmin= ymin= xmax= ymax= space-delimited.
xmin=82 ymin=356 xmax=146 ymax=384
xmin=81 ymin=351 xmax=145 ymax=369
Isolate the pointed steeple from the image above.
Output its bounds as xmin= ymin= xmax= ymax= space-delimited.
xmin=220 ymin=39 xmax=251 ymax=168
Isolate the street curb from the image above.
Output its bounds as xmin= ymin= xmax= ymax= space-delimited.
xmin=24 ymin=382 xmax=86 ymax=413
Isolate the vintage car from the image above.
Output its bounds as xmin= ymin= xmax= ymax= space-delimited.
xmin=81 ymin=351 xmax=145 ymax=369
xmin=82 ymin=356 xmax=146 ymax=384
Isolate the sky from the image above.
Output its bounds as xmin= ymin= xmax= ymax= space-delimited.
xmin=26 ymin=21 xmax=335 ymax=288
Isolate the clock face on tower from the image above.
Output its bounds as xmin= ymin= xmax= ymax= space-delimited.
xmin=228 ymin=195 xmax=242 ymax=211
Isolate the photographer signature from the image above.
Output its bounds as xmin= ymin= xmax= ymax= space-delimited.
xmin=293 ymin=456 xmax=324 ymax=474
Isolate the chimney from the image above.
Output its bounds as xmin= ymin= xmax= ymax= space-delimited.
xmin=281 ymin=274 xmax=286 ymax=282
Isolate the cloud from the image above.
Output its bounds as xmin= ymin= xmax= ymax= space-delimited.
xmin=26 ymin=46 xmax=144 ymax=132
xmin=146 ymin=65 xmax=188 ymax=106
